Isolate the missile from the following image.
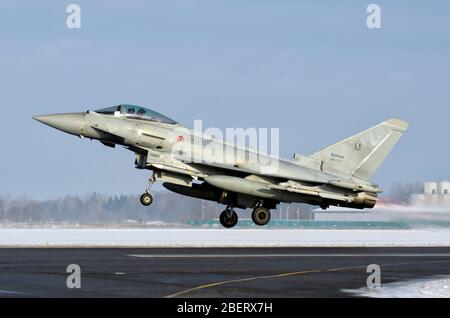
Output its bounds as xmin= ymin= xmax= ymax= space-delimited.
xmin=328 ymin=180 xmax=382 ymax=193
xmin=204 ymin=175 xmax=377 ymax=209
xmin=204 ymin=175 xmax=301 ymax=202
xmin=205 ymin=176 xmax=272 ymax=197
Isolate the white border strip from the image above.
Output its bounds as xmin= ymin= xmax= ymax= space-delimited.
xmin=1 ymin=229 xmax=450 ymax=247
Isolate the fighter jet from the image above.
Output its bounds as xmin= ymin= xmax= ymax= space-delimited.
xmin=33 ymin=104 xmax=409 ymax=228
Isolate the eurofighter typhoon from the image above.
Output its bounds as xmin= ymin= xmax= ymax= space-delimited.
xmin=34 ymin=105 xmax=409 ymax=228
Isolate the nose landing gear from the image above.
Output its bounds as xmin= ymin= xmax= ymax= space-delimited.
xmin=140 ymin=193 xmax=153 ymax=206
xmin=219 ymin=207 xmax=238 ymax=228
xmin=140 ymin=174 xmax=156 ymax=206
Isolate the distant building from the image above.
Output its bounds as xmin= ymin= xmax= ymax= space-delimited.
xmin=410 ymin=181 xmax=450 ymax=207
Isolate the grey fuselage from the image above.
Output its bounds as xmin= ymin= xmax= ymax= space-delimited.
xmin=34 ymin=109 xmax=382 ymax=210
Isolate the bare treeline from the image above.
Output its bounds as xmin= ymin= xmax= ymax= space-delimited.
xmin=0 ymin=192 xmax=313 ymax=224
xmin=0 ymin=183 xmax=424 ymax=224
xmin=0 ymin=192 xmax=216 ymax=224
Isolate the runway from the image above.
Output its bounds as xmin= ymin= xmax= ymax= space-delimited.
xmin=0 ymin=247 xmax=449 ymax=298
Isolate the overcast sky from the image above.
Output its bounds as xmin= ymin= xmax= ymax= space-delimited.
xmin=1 ymin=1 xmax=449 ymax=198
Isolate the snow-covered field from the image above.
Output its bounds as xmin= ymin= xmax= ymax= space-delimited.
xmin=0 ymin=228 xmax=449 ymax=247
xmin=344 ymin=276 xmax=450 ymax=298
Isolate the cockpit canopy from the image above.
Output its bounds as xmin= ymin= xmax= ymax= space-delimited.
xmin=95 ymin=104 xmax=177 ymax=125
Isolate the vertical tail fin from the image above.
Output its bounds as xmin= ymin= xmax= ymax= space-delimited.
xmin=310 ymin=119 xmax=409 ymax=181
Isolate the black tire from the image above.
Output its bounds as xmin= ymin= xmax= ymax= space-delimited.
xmin=252 ymin=207 xmax=271 ymax=226
xmin=140 ymin=193 xmax=153 ymax=206
xmin=219 ymin=210 xmax=238 ymax=228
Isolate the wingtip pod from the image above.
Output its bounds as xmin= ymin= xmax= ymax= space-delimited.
xmin=385 ymin=118 xmax=409 ymax=132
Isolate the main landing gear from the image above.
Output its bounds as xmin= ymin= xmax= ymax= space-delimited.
xmin=219 ymin=207 xmax=239 ymax=228
xmin=219 ymin=206 xmax=272 ymax=228
xmin=140 ymin=174 xmax=156 ymax=206
xmin=251 ymin=206 xmax=271 ymax=226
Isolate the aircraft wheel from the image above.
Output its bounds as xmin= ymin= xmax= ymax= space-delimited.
xmin=219 ymin=209 xmax=238 ymax=228
xmin=140 ymin=193 xmax=153 ymax=206
xmin=252 ymin=207 xmax=271 ymax=226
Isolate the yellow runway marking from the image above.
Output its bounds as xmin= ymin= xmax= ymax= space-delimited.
xmin=165 ymin=260 xmax=450 ymax=298
xmin=165 ymin=265 xmax=363 ymax=298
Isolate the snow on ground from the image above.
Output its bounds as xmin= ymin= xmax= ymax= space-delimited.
xmin=0 ymin=228 xmax=449 ymax=247
xmin=344 ymin=276 xmax=450 ymax=298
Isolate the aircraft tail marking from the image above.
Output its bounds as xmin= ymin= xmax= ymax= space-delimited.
xmin=310 ymin=118 xmax=409 ymax=181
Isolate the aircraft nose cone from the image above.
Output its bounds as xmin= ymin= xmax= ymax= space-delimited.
xmin=33 ymin=113 xmax=85 ymax=136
